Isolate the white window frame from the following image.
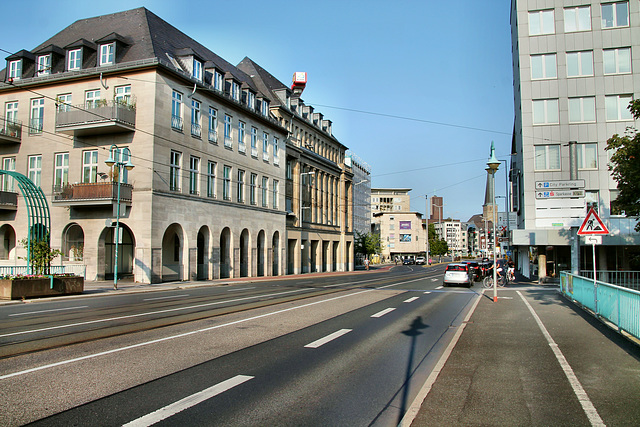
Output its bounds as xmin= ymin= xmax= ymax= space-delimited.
xmin=68 ymin=49 xmax=82 ymax=70
xmin=273 ymin=137 xmax=280 ymax=165
xmin=251 ymin=127 xmax=258 ymax=157
xmin=530 ymin=53 xmax=557 ymax=80
xmin=238 ymin=121 xmax=246 ymax=153
xmin=568 ymin=97 xmax=596 ymax=123
xmin=191 ymin=99 xmax=201 ymax=138
xmin=246 ymin=91 xmax=255 ymax=109
xmin=231 ymin=82 xmax=240 ymax=101
xmin=250 ymin=173 xmax=257 ymax=205
xmin=532 ymin=99 xmax=559 ymax=125
xmin=208 ymin=107 xmax=218 ymax=143
xmin=193 ymin=58 xmax=202 ymax=81
xmin=262 ymin=132 xmax=269 ymax=161
xmin=214 ymin=71 xmax=223 ymax=91
xmin=605 ymin=94 xmax=633 ymax=121
xmin=603 ymin=47 xmax=631 ymax=75
xmin=99 ymin=42 xmax=115 ymax=66
xmin=82 ymin=150 xmax=98 ymax=183
xmin=272 ymin=179 xmax=279 ymax=209
xmin=528 ymin=9 xmax=555 ymax=36
xmin=534 ymin=145 xmax=561 ymax=171
xmin=28 ymin=155 xmax=42 ymax=187
xmin=85 ymin=90 xmax=101 ymax=109
xmin=54 ymin=152 xmax=69 ymax=189
xmin=566 ymin=51 xmax=593 ymax=77
xmin=223 ymin=165 xmax=231 ymax=201
xmin=261 ymin=176 xmax=268 ymax=207
xmin=8 ymin=60 xmax=21 ymax=80
xmin=189 ymin=156 xmax=200 ymax=195
xmin=237 ymin=169 xmax=245 ymax=203
xmin=224 ymin=114 xmax=232 ymax=148
xmin=564 ymin=6 xmax=591 ymax=32
xmin=170 ymin=151 xmax=182 ymax=191
xmin=30 ymin=98 xmax=45 ymax=134
xmin=2 ymin=157 xmax=16 ymax=191
xmin=577 ymin=143 xmax=598 ymax=170
xmin=5 ymin=101 xmax=18 ymax=124
xmin=114 ymin=85 xmax=132 ymax=105
xmin=37 ymin=54 xmax=51 ymax=76
xmin=261 ymin=100 xmax=269 ymax=116
xmin=601 ymin=2 xmax=629 ymax=29
xmin=172 ymin=90 xmax=183 ymax=131
xmin=207 ymin=161 xmax=216 ymax=198
xmin=56 ymin=93 xmax=72 ymax=112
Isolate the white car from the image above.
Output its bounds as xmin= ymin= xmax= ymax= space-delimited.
xmin=415 ymin=257 xmax=426 ymax=265
xmin=443 ymin=263 xmax=472 ymax=287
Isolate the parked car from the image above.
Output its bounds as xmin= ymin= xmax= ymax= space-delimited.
xmin=402 ymin=257 xmax=414 ymax=265
xmin=461 ymin=260 xmax=481 ymax=281
xmin=415 ymin=256 xmax=426 ymax=265
xmin=443 ymin=263 xmax=473 ymax=287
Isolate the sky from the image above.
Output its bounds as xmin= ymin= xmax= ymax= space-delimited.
xmin=0 ymin=0 xmax=515 ymax=221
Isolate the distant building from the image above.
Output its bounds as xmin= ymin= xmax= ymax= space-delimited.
xmin=429 ymin=195 xmax=444 ymax=223
xmin=434 ymin=219 xmax=467 ymax=257
xmin=371 ymin=188 xmax=411 ymax=213
xmin=345 ymin=152 xmax=371 ymax=236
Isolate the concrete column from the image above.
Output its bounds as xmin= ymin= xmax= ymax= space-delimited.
xmin=538 ymin=249 xmax=547 ymax=280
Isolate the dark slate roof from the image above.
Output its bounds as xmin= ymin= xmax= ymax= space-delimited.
xmin=3 ymin=7 xmax=259 ymax=92
xmin=237 ymin=57 xmax=289 ymax=107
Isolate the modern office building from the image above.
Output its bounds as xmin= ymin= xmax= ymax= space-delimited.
xmin=0 ymin=8 xmax=288 ymax=282
xmin=345 ymin=151 xmax=371 ymax=237
xmin=237 ymin=58 xmax=354 ymax=274
xmin=510 ymin=0 xmax=640 ymax=278
xmin=429 ymin=195 xmax=444 ymax=224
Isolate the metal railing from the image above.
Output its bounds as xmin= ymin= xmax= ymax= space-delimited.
xmin=560 ymin=272 xmax=640 ymax=341
xmin=0 ymin=264 xmax=86 ymax=278
xmin=578 ymin=270 xmax=640 ymax=291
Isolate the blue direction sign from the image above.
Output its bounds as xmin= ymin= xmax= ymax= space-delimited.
xmin=536 ymin=180 xmax=585 ymax=190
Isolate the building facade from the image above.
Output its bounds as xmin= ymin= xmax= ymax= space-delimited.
xmin=237 ymin=58 xmax=354 ymax=274
xmin=511 ymin=0 xmax=640 ymax=278
xmin=0 ymin=8 xmax=288 ymax=282
xmin=345 ymin=151 xmax=371 ymax=237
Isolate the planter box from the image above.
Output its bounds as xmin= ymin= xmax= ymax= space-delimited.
xmin=0 ymin=276 xmax=84 ymax=300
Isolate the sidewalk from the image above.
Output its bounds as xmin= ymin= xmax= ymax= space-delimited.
xmin=408 ymin=281 xmax=640 ymax=426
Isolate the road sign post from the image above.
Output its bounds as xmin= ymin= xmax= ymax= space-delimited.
xmin=577 ymin=208 xmax=609 ymax=312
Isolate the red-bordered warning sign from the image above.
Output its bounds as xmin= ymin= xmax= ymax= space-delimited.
xmin=578 ymin=208 xmax=609 ymax=235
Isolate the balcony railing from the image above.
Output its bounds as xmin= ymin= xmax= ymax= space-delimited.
xmin=224 ymin=136 xmax=232 ymax=148
xmin=208 ymin=130 xmax=218 ymax=144
xmin=52 ymin=181 xmax=133 ymax=206
xmin=191 ymin=122 xmax=201 ymax=138
xmin=56 ymin=101 xmax=136 ymax=136
xmin=263 ymin=151 xmax=269 ymax=161
xmin=239 ymin=141 xmax=246 ymax=153
xmin=0 ymin=119 xmax=22 ymax=144
xmin=30 ymin=118 xmax=43 ymax=134
xmin=0 ymin=191 xmax=18 ymax=210
xmin=171 ymin=115 xmax=183 ymax=131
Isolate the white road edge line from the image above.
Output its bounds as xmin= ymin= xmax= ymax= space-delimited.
xmin=304 ymin=329 xmax=352 ymax=348
xmin=8 ymin=306 xmax=89 ymax=317
xmin=122 ymin=375 xmax=254 ymax=427
xmin=516 ymin=291 xmax=605 ymax=427
xmin=423 ymin=291 xmax=431 ymax=294
xmin=371 ymin=308 xmax=395 ymax=318
xmin=398 ymin=289 xmax=483 ymax=427
xmin=435 ymin=286 xmax=444 ymax=290
xmin=143 ymin=294 xmax=189 ymax=301
xmin=403 ymin=297 xmax=419 ymax=303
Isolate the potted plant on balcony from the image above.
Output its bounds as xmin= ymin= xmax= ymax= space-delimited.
xmin=7 ymin=122 xmax=19 ymax=138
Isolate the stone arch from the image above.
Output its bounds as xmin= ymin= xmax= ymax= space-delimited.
xmin=62 ymin=223 xmax=84 ymax=262
xmin=101 ymin=223 xmax=135 ymax=281
xmin=197 ymin=226 xmax=210 ymax=280
xmin=272 ymin=230 xmax=280 ymax=276
xmin=220 ymin=227 xmax=232 ymax=279
xmin=240 ymin=228 xmax=250 ymax=277
xmin=256 ymin=230 xmax=266 ymax=277
xmin=0 ymin=224 xmax=16 ymax=261
xmin=161 ymin=223 xmax=185 ymax=282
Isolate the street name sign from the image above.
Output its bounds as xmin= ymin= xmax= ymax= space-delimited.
xmin=578 ymin=208 xmax=609 ymax=235
xmin=535 ymin=189 xmax=585 ymax=199
xmin=536 ymin=180 xmax=585 ymax=190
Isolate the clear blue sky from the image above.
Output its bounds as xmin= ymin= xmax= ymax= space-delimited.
xmin=1 ymin=0 xmax=514 ymax=221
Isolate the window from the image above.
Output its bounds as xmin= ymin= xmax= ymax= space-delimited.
xmin=603 ymin=48 xmax=631 ymax=75
xmin=214 ymin=71 xmax=223 ymax=91
xmin=57 ymin=93 xmax=72 ymax=112
xmin=208 ymin=107 xmax=218 ymax=143
xmin=273 ymin=137 xmax=280 ymax=165
xmin=246 ymin=91 xmax=255 ymax=109
xmin=5 ymin=101 xmax=18 ymax=124
xmin=82 ymin=150 xmax=98 ymax=183
xmin=261 ymin=100 xmax=269 ymax=116
xmin=238 ymin=121 xmax=246 ymax=153
xmin=30 ymin=98 xmax=44 ymax=134
xmin=286 ymin=160 xmax=293 ymax=180
xmin=237 ymin=169 xmax=245 ymax=203
xmin=250 ymin=127 xmax=258 ymax=157
xmin=172 ymin=91 xmax=183 ymax=131
xmin=262 ymin=132 xmax=269 ymax=161
xmin=530 ymin=53 xmax=557 ymax=79
xmin=68 ymin=49 xmax=82 ymax=70
xmin=601 ymin=2 xmax=629 ymax=28
xmin=207 ymin=161 xmax=216 ymax=198
xmin=99 ymin=43 xmax=115 ymax=66
xmin=170 ymin=151 xmax=181 ymax=191
xmin=568 ymin=97 xmax=596 ymax=122
xmin=534 ymin=145 xmax=561 ymax=171
xmin=2 ymin=157 xmax=16 ymax=192
xmin=564 ymin=6 xmax=591 ymax=32
xmin=605 ymin=95 xmax=633 ymax=121
xmin=231 ymin=82 xmax=240 ymax=101
xmin=223 ymin=166 xmax=231 ymax=200
xmin=193 ymin=58 xmax=202 ymax=81
xmin=8 ymin=60 xmax=22 ymax=80
xmin=224 ymin=114 xmax=232 ymax=148
xmin=532 ymin=99 xmax=558 ymax=124
xmin=54 ymin=153 xmax=69 ymax=190
xmin=85 ymin=90 xmax=100 ymax=109
xmin=250 ymin=173 xmax=257 ymax=205
xmin=191 ymin=99 xmax=201 ymax=138
xmin=528 ymin=9 xmax=554 ymax=35
xmin=115 ymin=85 xmax=132 ymax=105
xmin=189 ymin=156 xmax=200 ymax=195
xmin=586 ymin=190 xmax=599 ymax=213
xmin=37 ymin=54 xmax=51 ymax=76
xmin=610 ymin=189 xmax=623 ymax=215
xmin=261 ymin=177 xmax=268 ymax=207
xmin=577 ymin=143 xmax=598 ymax=169
xmin=567 ymin=51 xmax=593 ymax=77
xmin=273 ymin=180 xmax=279 ymax=209
xmin=28 ymin=155 xmax=42 ymax=187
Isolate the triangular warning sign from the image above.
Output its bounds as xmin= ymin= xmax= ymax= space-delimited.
xmin=578 ymin=208 xmax=609 ymax=235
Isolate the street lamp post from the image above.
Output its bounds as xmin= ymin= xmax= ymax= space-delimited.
xmin=105 ymin=144 xmax=134 ymax=290
xmin=486 ymin=141 xmax=501 ymax=303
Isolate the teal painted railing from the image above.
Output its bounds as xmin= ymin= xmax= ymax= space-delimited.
xmin=560 ymin=272 xmax=640 ymax=341
xmin=0 ymin=265 xmax=86 ymax=278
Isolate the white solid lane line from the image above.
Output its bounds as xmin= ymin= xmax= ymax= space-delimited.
xmin=304 ymin=329 xmax=352 ymax=348
xmin=424 ymin=291 xmax=432 ymax=294
xmin=403 ymin=297 xmax=419 ymax=303
xmin=8 ymin=306 xmax=89 ymax=317
xmin=435 ymin=286 xmax=444 ymax=290
xmin=143 ymin=294 xmax=189 ymax=301
xmin=122 ymin=375 xmax=254 ymax=427
xmin=371 ymin=308 xmax=396 ymax=318
xmin=227 ymin=287 xmax=256 ymax=291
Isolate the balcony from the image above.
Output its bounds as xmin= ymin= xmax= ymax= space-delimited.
xmin=52 ymin=182 xmax=133 ymax=207
xmin=0 ymin=119 xmax=22 ymax=144
xmin=56 ymin=101 xmax=136 ymax=136
xmin=0 ymin=191 xmax=18 ymax=210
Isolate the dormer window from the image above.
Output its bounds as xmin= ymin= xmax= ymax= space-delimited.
xmin=37 ymin=54 xmax=51 ymax=76
xmin=231 ymin=81 xmax=240 ymax=101
xmin=8 ymin=60 xmax=21 ymax=80
xmin=99 ymin=42 xmax=115 ymax=66
xmin=214 ymin=71 xmax=223 ymax=91
xmin=193 ymin=58 xmax=202 ymax=81
xmin=246 ymin=91 xmax=255 ymax=109
xmin=68 ymin=49 xmax=82 ymax=70
xmin=262 ymin=100 xmax=270 ymax=116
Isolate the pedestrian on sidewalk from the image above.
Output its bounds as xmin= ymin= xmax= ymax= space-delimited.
xmin=364 ymin=258 xmax=370 ymax=270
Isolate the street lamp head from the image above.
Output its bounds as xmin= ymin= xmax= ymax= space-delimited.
xmin=486 ymin=141 xmax=500 ymax=173
xmin=105 ymin=152 xmax=116 ymax=168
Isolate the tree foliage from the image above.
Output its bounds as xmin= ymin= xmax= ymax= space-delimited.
xmin=355 ymin=231 xmax=382 ymax=257
xmin=428 ymin=223 xmax=448 ymax=256
xmin=19 ymin=235 xmax=63 ymax=275
xmin=606 ymin=99 xmax=640 ymax=231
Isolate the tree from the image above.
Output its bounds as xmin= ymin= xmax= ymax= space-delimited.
xmin=430 ymin=239 xmax=448 ymax=257
xmin=606 ymin=99 xmax=640 ymax=231
xmin=355 ymin=231 xmax=382 ymax=258
xmin=19 ymin=234 xmax=63 ymax=275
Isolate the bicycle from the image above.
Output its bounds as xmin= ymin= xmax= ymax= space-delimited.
xmin=483 ymin=273 xmax=506 ymax=288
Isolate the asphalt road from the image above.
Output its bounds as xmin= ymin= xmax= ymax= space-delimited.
xmin=0 ymin=264 xmax=481 ymax=426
